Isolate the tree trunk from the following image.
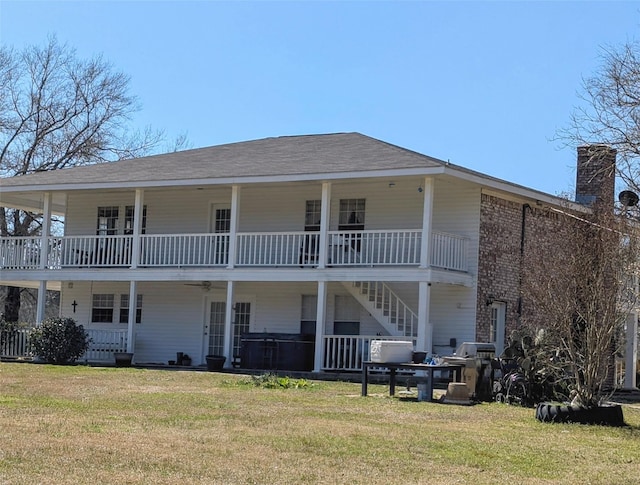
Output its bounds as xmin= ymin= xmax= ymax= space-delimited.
xmin=3 ymin=286 xmax=21 ymax=322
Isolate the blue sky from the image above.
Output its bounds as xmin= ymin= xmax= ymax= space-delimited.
xmin=1 ymin=1 xmax=639 ymax=196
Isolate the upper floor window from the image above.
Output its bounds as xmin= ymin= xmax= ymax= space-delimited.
xmin=339 ymin=199 xmax=365 ymax=230
xmin=97 ymin=207 xmax=119 ymax=235
xmin=305 ymin=200 xmax=321 ymax=231
xmin=124 ymin=206 xmax=147 ymax=235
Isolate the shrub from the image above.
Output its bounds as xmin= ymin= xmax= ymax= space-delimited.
xmin=30 ymin=317 xmax=90 ymax=364
xmin=247 ymin=373 xmax=313 ymax=389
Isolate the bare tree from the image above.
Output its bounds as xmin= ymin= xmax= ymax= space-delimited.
xmin=559 ymin=41 xmax=640 ymax=195
xmin=0 ymin=36 xmax=165 ymax=321
xmin=521 ymin=205 xmax=638 ymax=406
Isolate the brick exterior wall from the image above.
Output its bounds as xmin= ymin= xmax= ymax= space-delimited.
xmin=478 ymin=192 xmax=618 ymax=388
xmin=476 ymin=194 xmax=523 ymax=344
xmin=477 ymin=194 xmax=562 ymax=346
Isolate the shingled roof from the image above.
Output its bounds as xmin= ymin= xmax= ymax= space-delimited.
xmin=0 ymin=132 xmax=445 ymax=189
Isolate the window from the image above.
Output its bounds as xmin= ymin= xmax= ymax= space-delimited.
xmin=334 ymin=295 xmax=360 ymax=335
xmin=124 ymin=206 xmax=147 ymax=235
xmin=300 ymin=295 xmax=317 ymax=335
xmin=338 ymin=199 xmax=365 ymax=230
xmin=305 ymin=200 xmax=321 ymax=231
xmin=92 ymin=294 xmax=114 ymax=323
xmin=338 ymin=199 xmax=365 ymax=254
xmin=97 ymin=207 xmax=119 ymax=235
xmin=119 ymin=294 xmax=143 ymax=324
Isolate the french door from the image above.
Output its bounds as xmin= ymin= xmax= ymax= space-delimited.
xmin=210 ymin=204 xmax=231 ymax=265
xmin=204 ymin=299 xmax=252 ymax=359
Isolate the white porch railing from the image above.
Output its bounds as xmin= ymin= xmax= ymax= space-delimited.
xmin=322 ymin=335 xmax=417 ymax=371
xmin=0 ymin=230 xmax=468 ymax=271
xmin=140 ymin=234 xmax=229 ymax=266
xmin=0 ymin=328 xmax=33 ymax=357
xmin=328 ymin=230 xmax=421 ymax=266
xmin=83 ymin=329 xmax=128 ymax=362
xmin=431 ymin=231 xmax=468 ymax=272
xmin=0 ymin=327 xmax=128 ymax=363
xmin=236 ymin=232 xmax=318 ymax=266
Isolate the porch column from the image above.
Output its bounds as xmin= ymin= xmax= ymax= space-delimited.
xmin=35 ymin=280 xmax=47 ymax=324
xmin=129 ymin=189 xmax=144 ymax=269
xmin=39 ymin=192 xmax=52 ymax=270
xmin=36 ymin=193 xmax=52 ymax=324
xmin=624 ymin=312 xmax=638 ymax=389
xmin=419 ymin=177 xmax=434 ymax=269
xmin=227 ymin=185 xmax=241 ymax=269
xmin=313 ymin=280 xmax=327 ymax=372
xmin=416 ymin=281 xmax=433 ymax=353
xmin=317 ymin=182 xmax=332 ymax=269
xmin=126 ymin=280 xmax=137 ymax=354
xmin=223 ymin=281 xmax=235 ymax=367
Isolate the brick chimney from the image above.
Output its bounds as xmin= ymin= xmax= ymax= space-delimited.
xmin=575 ymin=144 xmax=616 ymax=211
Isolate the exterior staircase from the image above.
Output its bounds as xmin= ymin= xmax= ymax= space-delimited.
xmin=342 ymin=281 xmax=418 ymax=337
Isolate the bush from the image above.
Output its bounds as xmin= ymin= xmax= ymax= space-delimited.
xmin=247 ymin=373 xmax=313 ymax=389
xmin=30 ymin=317 xmax=90 ymax=364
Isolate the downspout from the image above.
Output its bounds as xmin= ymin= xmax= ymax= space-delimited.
xmin=517 ymin=203 xmax=531 ymax=317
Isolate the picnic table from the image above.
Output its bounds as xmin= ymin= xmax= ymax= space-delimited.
xmin=361 ymin=361 xmax=463 ymax=402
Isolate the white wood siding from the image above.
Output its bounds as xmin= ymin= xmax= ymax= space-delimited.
xmin=62 ymin=281 xmax=393 ymax=365
xmin=64 ymin=180 xmax=432 ymax=236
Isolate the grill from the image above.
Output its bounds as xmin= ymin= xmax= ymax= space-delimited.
xmin=442 ymin=342 xmax=496 ymax=400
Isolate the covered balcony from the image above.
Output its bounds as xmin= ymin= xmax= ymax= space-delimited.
xmin=0 ymin=229 xmax=469 ymax=272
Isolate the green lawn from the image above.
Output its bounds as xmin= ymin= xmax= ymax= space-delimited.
xmin=0 ymin=363 xmax=638 ymax=484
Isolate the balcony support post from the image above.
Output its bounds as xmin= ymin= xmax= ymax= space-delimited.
xmin=317 ymin=182 xmax=331 ymax=269
xmin=419 ymin=177 xmax=434 ymax=269
xmin=416 ymin=281 xmax=432 ymax=353
xmin=313 ymin=280 xmax=327 ymax=372
xmin=36 ymin=192 xmax=52 ymax=324
xmin=227 ymin=185 xmax=241 ymax=269
xmin=130 ymin=189 xmax=144 ymax=269
xmin=35 ymin=280 xmax=47 ymax=324
xmin=39 ymin=192 xmax=52 ymax=270
xmin=223 ymin=281 xmax=235 ymax=367
xmin=126 ymin=280 xmax=137 ymax=353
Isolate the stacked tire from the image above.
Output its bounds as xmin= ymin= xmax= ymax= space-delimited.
xmin=535 ymin=402 xmax=625 ymax=426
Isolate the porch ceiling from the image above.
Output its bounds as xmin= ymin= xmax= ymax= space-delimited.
xmin=0 ymin=280 xmax=61 ymax=291
xmin=0 ymin=191 xmax=67 ymax=215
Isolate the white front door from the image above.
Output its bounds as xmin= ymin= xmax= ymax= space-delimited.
xmin=490 ymin=302 xmax=506 ymax=357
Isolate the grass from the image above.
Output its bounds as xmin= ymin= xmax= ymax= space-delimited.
xmin=0 ymin=364 xmax=638 ymax=484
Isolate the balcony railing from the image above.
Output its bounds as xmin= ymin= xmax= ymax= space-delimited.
xmin=140 ymin=234 xmax=229 ymax=267
xmin=0 ymin=230 xmax=468 ymax=272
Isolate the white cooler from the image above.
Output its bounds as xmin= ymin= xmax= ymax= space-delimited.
xmin=370 ymin=340 xmax=413 ymax=363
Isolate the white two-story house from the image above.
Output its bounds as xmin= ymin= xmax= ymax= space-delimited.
xmin=2 ymin=133 xmax=634 ymax=381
